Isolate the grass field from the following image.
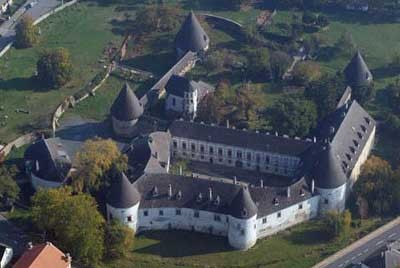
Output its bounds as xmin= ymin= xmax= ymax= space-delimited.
xmin=0 ymin=2 xmax=125 ymax=142
xmin=103 ymin=218 xmax=385 ymax=268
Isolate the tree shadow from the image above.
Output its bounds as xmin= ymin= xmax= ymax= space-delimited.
xmin=0 ymin=77 xmax=43 ymax=91
xmin=122 ymin=52 xmax=176 ymax=76
xmin=109 ymin=18 xmax=134 ymax=36
xmin=284 ymin=222 xmax=330 ymax=245
xmin=135 ymin=230 xmax=232 ymax=257
xmin=371 ymin=65 xmax=400 ymax=80
xmin=56 ymin=120 xmax=113 ymax=142
xmin=316 ymin=46 xmax=339 ymax=62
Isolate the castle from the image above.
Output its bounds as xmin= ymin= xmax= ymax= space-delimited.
xmin=23 ymin=12 xmax=376 ymax=250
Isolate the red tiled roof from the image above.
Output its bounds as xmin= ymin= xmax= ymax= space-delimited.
xmin=13 ymin=242 xmax=70 ymax=268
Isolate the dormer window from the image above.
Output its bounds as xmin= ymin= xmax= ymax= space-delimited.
xmin=177 ymin=191 xmax=182 ymax=200
xmin=353 ymin=140 xmax=359 ymax=147
xmin=357 ymin=132 xmax=363 ymax=139
xmin=361 ymin=125 xmax=367 ymax=133
xmin=346 ymin=153 xmax=352 ymax=161
xmin=299 ymin=189 xmax=305 ymax=197
xmin=152 ymin=186 xmax=158 ymax=197
xmin=273 ymin=198 xmax=279 ymax=206
xmin=214 ymin=195 xmax=220 ymax=206
xmin=365 ymin=117 xmax=371 ymax=125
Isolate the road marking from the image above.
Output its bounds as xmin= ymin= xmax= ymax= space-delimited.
xmin=376 ymin=240 xmax=384 ymax=246
xmin=389 ymin=233 xmax=397 ymax=238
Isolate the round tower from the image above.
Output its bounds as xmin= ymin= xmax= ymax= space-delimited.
xmin=175 ymin=11 xmax=210 ymax=58
xmin=344 ymin=50 xmax=373 ymax=88
xmin=312 ymin=144 xmax=347 ymax=213
xmin=106 ymin=172 xmax=140 ymax=232
xmin=228 ymin=187 xmax=258 ymax=250
xmin=110 ymin=82 xmax=144 ymax=138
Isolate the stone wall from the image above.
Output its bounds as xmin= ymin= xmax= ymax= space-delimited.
xmin=0 ymin=132 xmax=40 ymax=161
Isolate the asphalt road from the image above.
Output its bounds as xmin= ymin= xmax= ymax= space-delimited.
xmin=0 ymin=0 xmax=61 ymax=52
xmin=325 ymin=223 xmax=400 ymax=268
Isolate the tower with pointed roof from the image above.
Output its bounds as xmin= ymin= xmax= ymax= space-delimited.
xmin=110 ymin=82 xmax=144 ymax=138
xmin=312 ymin=144 xmax=347 ymax=212
xmin=106 ymin=172 xmax=141 ymax=232
xmin=175 ymin=11 xmax=210 ymax=58
xmin=344 ymin=50 xmax=373 ymax=88
xmin=227 ymin=187 xmax=258 ymax=250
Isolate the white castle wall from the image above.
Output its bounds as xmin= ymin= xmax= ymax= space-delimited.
xmin=111 ymin=116 xmax=138 ymax=138
xmin=166 ymin=95 xmax=184 ymax=113
xmin=256 ymin=196 xmax=320 ymax=239
xmin=137 ymin=207 xmax=229 ymax=236
xmin=316 ymin=184 xmax=346 ymax=213
xmin=107 ymin=203 xmax=140 ymax=233
xmin=31 ymin=173 xmax=63 ymax=190
xmin=349 ymin=126 xmax=376 ymax=186
xmin=228 ymin=215 xmax=257 ymax=250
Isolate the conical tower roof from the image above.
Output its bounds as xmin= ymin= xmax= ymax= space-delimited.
xmin=107 ymin=172 xmax=140 ymax=208
xmin=344 ymin=51 xmax=373 ymax=87
xmin=111 ymin=82 xmax=143 ymax=121
xmin=175 ymin=11 xmax=209 ymax=53
xmin=313 ymin=144 xmax=346 ymax=189
xmin=229 ymin=187 xmax=257 ymax=219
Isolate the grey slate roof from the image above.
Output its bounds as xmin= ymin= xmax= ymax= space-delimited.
xmin=111 ymin=82 xmax=143 ymax=121
xmin=175 ymin=11 xmax=209 ymax=54
xmin=344 ymin=51 xmax=373 ymax=87
xmin=229 ymin=187 xmax=257 ymax=219
xmin=165 ymin=75 xmax=193 ymax=97
xmin=337 ymin=86 xmax=352 ymax=109
xmin=134 ymin=174 xmax=312 ymax=218
xmin=317 ymin=100 xmax=376 ymax=185
xmin=107 ymin=172 xmax=140 ymax=208
xmin=312 ymin=144 xmax=346 ymax=189
xmin=169 ymin=120 xmax=313 ymax=156
xmin=24 ymin=138 xmax=72 ymax=183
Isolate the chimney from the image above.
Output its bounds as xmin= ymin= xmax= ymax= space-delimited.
xmin=260 ymin=179 xmax=264 ymax=188
xmin=226 ymin=120 xmax=230 ymax=128
xmin=233 ymin=176 xmax=237 ymax=184
xmin=27 ymin=242 xmax=33 ymax=250
xmin=287 ymin=187 xmax=291 ymax=198
xmin=208 ymin=187 xmax=213 ymax=201
xmin=311 ymin=179 xmax=315 ymax=194
xmin=168 ymin=184 xmax=172 ymax=199
xmin=65 ymin=253 xmax=72 ymax=263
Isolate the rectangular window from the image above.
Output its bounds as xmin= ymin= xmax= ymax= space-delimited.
xmin=247 ymin=152 xmax=251 ymax=161
xmin=182 ymin=142 xmax=186 ymax=150
xmin=219 ymin=158 xmax=223 ymax=163
xmin=159 ymin=210 xmax=164 ymax=216
xmin=277 ymin=212 xmax=281 ymax=218
xmin=127 ymin=216 xmax=132 ymax=222
xmin=209 ymin=147 xmax=214 ymax=155
xmin=265 ymin=155 xmax=270 ymax=164
xmin=218 ymin=148 xmax=223 ymax=156
xmin=144 ymin=211 xmax=148 ymax=216
xmin=194 ymin=211 xmax=199 ymax=218
xmin=241 ymin=230 xmax=245 ymax=236
xmin=228 ymin=149 xmax=232 ymax=158
xmin=214 ymin=215 xmax=221 ymax=222
xmin=262 ymin=218 xmax=267 ymax=224
xmin=173 ymin=140 xmax=177 ymax=148
xmin=172 ymin=98 xmax=176 ymax=106
xmin=324 ymin=199 xmax=329 ymax=204
xmin=200 ymin=145 xmax=205 ymax=153
xmin=176 ymin=209 xmax=181 ymax=215
xmin=237 ymin=151 xmax=242 ymax=159
xmin=191 ymin=143 xmax=196 ymax=152
xmin=298 ymin=204 xmax=303 ymax=210
xmin=256 ymin=154 xmax=260 ymax=163
xmin=109 ymin=213 xmax=113 ymax=220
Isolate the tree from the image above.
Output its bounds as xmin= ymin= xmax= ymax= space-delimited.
xmin=335 ymin=31 xmax=356 ymax=56
xmin=386 ymin=82 xmax=400 ymax=114
xmin=270 ymin=51 xmax=291 ymax=81
xmin=31 ymin=187 xmax=105 ymax=266
xmin=36 ymin=48 xmax=73 ymax=88
xmin=134 ymin=5 xmax=182 ymax=34
xmin=0 ymin=165 xmax=20 ymax=208
xmin=197 ymin=94 xmax=225 ymax=124
xmin=105 ymin=220 xmax=134 ymax=258
xmin=322 ymin=210 xmax=352 ymax=240
xmin=302 ymin=11 xmax=317 ymax=25
xmin=353 ymin=156 xmax=400 ymax=216
xmin=305 ymin=74 xmax=346 ymax=119
xmin=204 ymin=51 xmax=225 ymax=74
xmin=267 ymin=96 xmax=318 ymax=137
xmin=292 ymin=61 xmax=322 ymax=86
xmin=316 ymin=15 xmax=329 ymax=27
xmin=15 ymin=16 xmax=39 ymax=48
xmin=247 ymin=48 xmax=270 ymax=80
xmin=72 ymin=138 xmax=128 ymax=193
xmin=352 ymin=84 xmax=374 ymax=105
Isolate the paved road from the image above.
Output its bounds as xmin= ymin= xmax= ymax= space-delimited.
xmin=0 ymin=0 xmax=61 ymax=52
xmin=315 ymin=218 xmax=400 ymax=268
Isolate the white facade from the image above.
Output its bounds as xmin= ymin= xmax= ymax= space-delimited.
xmin=107 ymin=203 xmax=140 ymax=233
xmin=257 ymin=196 xmax=320 ymax=238
xmin=228 ymin=215 xmax=257 ymax=250
xmin=166 ymin=95 xmax=185 ymax=114
xmin=171 ymin=136 xmax=301 ymax=177
xmin=112 ymin=116 xmax=138 ymax=138
xmin=316 ymin=184 xmax=347 ymax=213
xmin=31 ymin=172 xmax=63 ymax=190
xmin=165 ymin=87 xmax=199 ymax=119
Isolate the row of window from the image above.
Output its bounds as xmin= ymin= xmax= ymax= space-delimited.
xmin=173 ymin=140 xmax=298 ymax=167
xmin=260 ymin=203 xmax=304 ymax=224
xmin=143 ymin=209 xmax=227 ymax=222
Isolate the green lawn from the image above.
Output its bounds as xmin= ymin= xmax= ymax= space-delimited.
xmin=104 ymin=218 xmax=385 ymax=268
xmin=0 ymin=2 xmax=125 ymax=142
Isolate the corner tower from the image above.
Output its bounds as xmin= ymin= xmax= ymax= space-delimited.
xmin=228 ymin=187 xmax=258 ymax=250
xmin=106 ymin=172 xmax=141 ymax=232
xmin=175 ymin=11 xmax=209 ymax=58
xmin=344 ymin=50 xmax=373 ymax=88
xmin=110 ymin=82 xmax=143 ymax=138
